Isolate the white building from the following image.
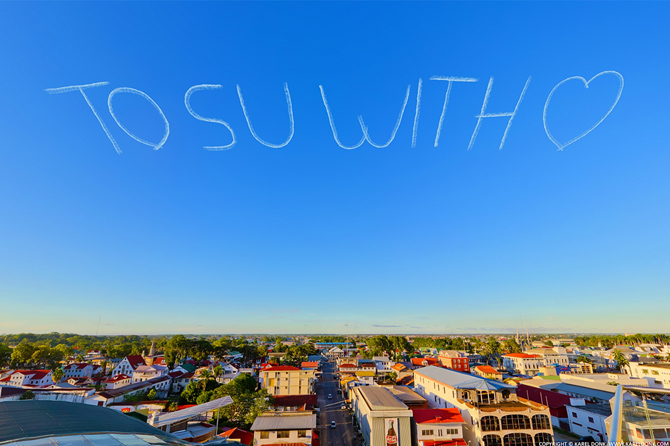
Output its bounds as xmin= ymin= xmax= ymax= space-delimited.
xmin=350 ymin=385 xmax=413 ymax=446
xmin=566 ymin=403 xmax=611 ymax=442
xmin=111 ymin=355 xmax=146 ymax=377
xmin=132 ymin=365 xmax=168 ymax=383
xmin=412 ymin=408 xmax=466 ymax=446
xmin=63 ymin=363 xmax=98 ymax=379
xmin=502 ymin=354 xmax=543 ymax=376
xmin=250 ymin=411 xmax=316 ymax=446
xmin=628 ymin=363 xmax=670 ymax=388
xmin=413 ymin=366 xmax=554 ymax=446
xmin=104 ymin=374 xmax=132 ymax=390
xmin=0 ymin=370 xmax=54 ymax=387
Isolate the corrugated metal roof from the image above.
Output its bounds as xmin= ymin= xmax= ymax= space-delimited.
xmin=358 ymin=386 xmax=408 ymax=411
xmin=250 ymin=413 xmax=316 ymax=431
xmin=555 ymin=383 xmax=615 ymax=400
xmin=151 ymin=396 xmax=233 ymax=427
xmin=415 ymin=366 xmax=513 ymax=391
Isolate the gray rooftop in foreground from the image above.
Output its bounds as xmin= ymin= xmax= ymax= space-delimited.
xmin=250 ymin=412 xmax=317 ymax=431
xmin=555 ymin=383 xmax=615 ymax=401
xmin=151 ymin=396 xmax=233 ymax=427
xmin=0 ymin=401 xmax=178 ymax=444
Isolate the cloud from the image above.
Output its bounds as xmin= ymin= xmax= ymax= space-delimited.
xmin=372 ymin=324 xmax=402 ymax=328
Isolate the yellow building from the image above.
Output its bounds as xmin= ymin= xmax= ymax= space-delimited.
xmin=260 ymin=366 xmax=316 ymax=396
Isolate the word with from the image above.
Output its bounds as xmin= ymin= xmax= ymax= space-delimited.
xmin=45 ymin=71 xmax=623 ymax=154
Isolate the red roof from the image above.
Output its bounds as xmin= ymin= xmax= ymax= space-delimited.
xmin=126 ymin=355 xmax=146 ymax=369
xmin=263 ymin=366 xmax=301 ymax=372
xmin=13 ymin=370 xmax=51 ymax=380
xmin=475 ymin=365 xmax=501 ymax=374
xmin=504 ymin=353 xmax=541 ymax=359
xmin=412 ymin=408 xmax=465 ymax=424
xmin=396 ymin=376 xmax=414 ymax=386
xmin=412 ymin=357 xmax=439 ymax=366
xmin=301 ymin=362 xmax=319 ymax=368
xmin=104 ymin=374 xmax=131 ymax=383
xmin=422 ymin=440 xmax=467 ymax=446
xmin=272 ymin=394 xmax=318 ymax=409
xmin=219 ymin=428 xmax=253 ymax=446
xmin=64 ymin=363 xmax=90 ymax=370
xmin=339 ymin=364 xmax=357 ymax=368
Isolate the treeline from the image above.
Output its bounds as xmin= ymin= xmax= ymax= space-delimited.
xmin=574 ymin=334 xmax=670 ymax=349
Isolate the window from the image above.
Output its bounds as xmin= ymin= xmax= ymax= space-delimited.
xmin=277 ymin=431 xmax=290 ymax=438
xmin=501 ymin=415 xmax=530 ymax=430
xmin=483 ymin=434 xmax=502 ymax=446
xmin=260 ymin=432 xmax=269 ymax=439
xmin=532 ymin=415 xmax=551 ymax=430
xmin=481 ymin=416 xmax=501 ymax=432
xmin=534 ymin=432 xmax=553 ymax=444
xmin=588 ymin=417 xmax=594 ymax=423
xmin=298 ymin=430 xmax=307 ymax=437
xmin=446 ymin=429 xmax=458 ymax=435
xmin=422 ymin=430 xmax=434 ymax=436
xmin=571 ymin=412 xmax=577 ymax=418
xmin=503 ymin=433 xmax=532 ymax=446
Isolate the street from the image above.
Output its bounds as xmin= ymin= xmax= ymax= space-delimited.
xmin=317 ymin=360 xmax=357 ymax=446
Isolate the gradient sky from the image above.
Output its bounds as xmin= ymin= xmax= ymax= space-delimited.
xmin=0 ymin=2 xmax=668 ymax=335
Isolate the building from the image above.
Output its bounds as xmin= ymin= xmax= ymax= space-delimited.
xmin=438 ymin=351 xmax=470 ymax=373
xmin=250 ymin=411 xmax=317 ymax=446
xmin=350 ymin=385 xmax=413 ymax=446
xmin=473 ymin=365 xmax=502 ymax=381
xmin=413 ymin=366 xmax=554 ymax=446
xmin=412 ymin=408 xmax=467 ymax=446
xmin=111 ymin=355 xmax=146 ymax=377
xmin=260 ymin=365 xmax=316 ymax=395
xmin=104 ymin=374 xmax=132 ymax=390
xmin=0 ymin=370 xmax=54 ymax=387
xmin=502 ymin=354 xmax=543 ymax=376
xmin=62 ymin=363 xmax=100 ymax=380
xmin=269 ymin=394 xmax=318 ymax=411
xmin=566 ymin=403 xmax=611 ymax=442
xmin=132 ymin=364 xmax=168 ymax=383
xmin=628 ymin=362 xmax=670 ymax=388
xmin=85 ymin=375 xmax=171 ymax=407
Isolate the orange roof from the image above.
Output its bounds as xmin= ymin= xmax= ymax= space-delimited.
xmin=504 ymin=353 xmax=541 ymax=359
xmin=475 ymin=365 xmax=501 ymax=374
xmin=412 ymin=357 xmax=439 ymax=366
xmin=301 ymin=362 xmax=319 ymax=368
xmin=392 ymin=363 xmax=407 ymax=371
xmin=219 ymin=427 xmax=253 ymax=446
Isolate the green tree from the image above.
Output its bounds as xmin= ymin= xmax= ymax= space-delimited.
xmin=501 ymin=339 xmax=522 ymax=354
xmin=147 ymin=389 xmax=157 ymax=400
xmin=19 ymin=390 xmax=35 ymax=400
xmin=0 ymin=343 xmax=12 ymax=367
xmin=544 ymin=340 xmax=554 ymax=347
xmin=11 ymin=341 xmax=35 ymax=367
xmin=612 ymin=350 xmax=629 ymax=372
xmin=52 ymin=368 xmax=64 ymax=383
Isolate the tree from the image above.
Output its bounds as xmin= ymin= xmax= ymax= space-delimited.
xmin=0 ymin=343 xmax=11 ymax=367
xmin=544 ymin=340 xmax=554 ymax=347
xmin=11 ymin=341 xmax=35 ymax=367
xmin=612 ymin=349 xmax=629 ymax=373
xmin=213 ymin=365 xmax=223 ymax=381
xmin=501 ymin=339 xmax=522 ymax=354
xmin=52 ymin=368 xmax=64 ymax=383
xmin=19 ymin=390 xmax=35 ymax=400
xmin=147 ymin=389 xmax=157 ymax=400
xmin=576 ymin=355 xmax=593 ymax=364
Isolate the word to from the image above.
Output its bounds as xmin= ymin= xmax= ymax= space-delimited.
xmin=45 ymin=71 xmax=624 ymax=154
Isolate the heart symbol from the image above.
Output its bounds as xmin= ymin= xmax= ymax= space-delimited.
xmin=543 ymin=71 xmax=624 ymax=150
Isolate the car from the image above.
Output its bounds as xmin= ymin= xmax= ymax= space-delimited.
xmin=328 ymin=394 xmax=332 ymax=399
xmin=331 ymin=421 xmax=336 ymax=429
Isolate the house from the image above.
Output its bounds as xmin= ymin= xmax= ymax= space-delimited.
xmin=413 ymin=366 xmax=554 ymax=446
xmin=355 ymin=370 xmax=376 ymax=385
xmin=373 ymin=356 xmax=392 ymax=374
xmin=104 ymin=374 xmax=132 ymax=390
xmin=169 ymin=371 xmax=194 ymax=393
xmin=412 ymin=357 xmax=440 ymax=368
xmin=84 ymin=375 xmax=171 ymax=407
xmin=111 ymin=355 xmax=146 ymax=377
xmin=0 ymin=370 xmax=54 ymax=387
xmin=412 ymin=408 xmax=467 ymax=446
xmin=392 ymin=362 xmax=414 ymax=381
xmin=326 ymin=347 xmax=345 ymax=360
xmin=260 ymin=365 xmax=315 ymax=396
xmin=438 ymin=351 xmax=470 ymax=373
xmin=250 ymin=411 xmax=317 ymax=446
xmin=132 ymin=365 xmax=168 ymax=383
xmin=66 ymin=377 xmax=95 ymax=387
xmin=350 ymin=385 xmax=413 ymax=446
xmin=474 ymin=365 xmax=503 ymax=381
xmin=63 ymin=363 xmax=98 ymax=380
xmin=502 ymin=353 xmax=543 ymax=376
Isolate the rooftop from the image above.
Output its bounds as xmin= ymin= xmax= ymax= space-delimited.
xmin=412 ymin=408 xmax=464 ymax=424
xmin=415 ymin=366 xmax=513 ymax=391
xmin=250 ymin=412 xmax=317 ymax=431
xmin=358 ymin=386 xmax=409 ymax=412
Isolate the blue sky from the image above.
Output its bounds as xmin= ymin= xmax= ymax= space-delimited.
xmin=0 ymin=2 xmax=668 ymax=335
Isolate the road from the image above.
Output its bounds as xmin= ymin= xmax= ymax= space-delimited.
xmin=317 ymin=360 xmax=357 ymax=446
